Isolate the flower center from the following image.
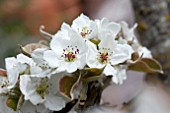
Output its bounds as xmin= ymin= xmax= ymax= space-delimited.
xmin=97 ymin=48 xmax=112 ymax=64
xmin=36 ymin=78 xmax=49 ymax=99
xmin=80 ymin=26 xmax=92 ymax=38
xmin=62 ymin=46 xmax=79 ymax=62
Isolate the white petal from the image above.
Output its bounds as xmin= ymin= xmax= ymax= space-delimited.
xmin=20 ymin=75 xmax=44 ymax=104
xmin=98 ymin=18 xmax=121 ymax=39
xmin=53 ymin=23 xmax=71 ymax=40
xmin=116 ymin=66 xmax=127 ymax=85
xmin=120 ymin=21 xmax=137 ymax=41
xmin=20 ymin=75 xmax=33 ymax=100
xmin=5 ymin=57 xmax=17 ymax=71
xmin=19 ymin=101 xmax=50 ymax=113
xmin=44 ymin=95 xmax=65 ymax=111
xmin=71 ymin=13 xmax=90 ymax=30
xmin=17 ymin=53 xmax=34 ymax=65
xmin=76 ymin=54 xmax=86 ymax=69
xmin=120 ymin=21 xmax=129 ymax=34
xmin=30 ymin=92 xmax=44 ymax=105
xmin=31 ymin=48 xmax=48 ymax=64
xmin=36 ymin=103 xmax=51 ymax=113
xmin=50 ymin=35 xmax=69 ymax=55
xmin=86 ymin=41 xmax=103 ymax=68
xmin=112 ymin=75 xmax=119 ymax=84
xmin=17 ymin=63 xmax=27 ymax=74
xmin=44 ymin=50 xmax=60 ymax=68
xmin=111 ymin=44 xmax=133 ymax=65
xmin=104 ymin=64 xmax=117 ymax=76
xmin=7 ymin=68 xmax=19 ymax=88
xmin=61 ymin=22 xmax=72 ymax=32
xmin=66 ymin=62 xmax=77 ymax=73
xmin=138 ymin=47 xmax=152 ymax=58
xmin=103 ymin=64 xmax=119 ymax=84
xmin=98 ymin=33 xmax=117 ymax=51
xmin=69 ymin=30 xmax=87 ymax=54
xmin=108 ymin=22 xmax=121 ymax=37
xmin=56 ymin=62 xmax=67 ymax=73
xmin=30 ymin=66 xmax=43 ymax=75
xmin=87 ymin=21 xmax=98 ymax=39
xmin=20 ymin=75 xmax=29 ymax=99
xmin=49 ymin=73 xmax=64 ymax=94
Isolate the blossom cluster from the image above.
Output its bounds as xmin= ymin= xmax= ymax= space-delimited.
xmin=0 ymin=14 xmax=157 ymax=113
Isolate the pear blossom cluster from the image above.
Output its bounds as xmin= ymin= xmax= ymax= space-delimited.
xmin=0 ymin=14 xmax=153 ymax=113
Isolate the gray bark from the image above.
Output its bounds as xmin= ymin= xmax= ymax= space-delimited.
xmin=131 ymin=0 xmax=170 ymax=83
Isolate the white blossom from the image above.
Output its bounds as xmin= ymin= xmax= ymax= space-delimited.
xmin=120 ymin=21 xmax=137 ymax=42
xmin=71 ymin=14 xmax=97 ymax=39
xmin=5 ymin=54 xmax=31 ymax=89
xmin=87 ymin=33 xmax=133 ymax=84
xmin=30 ymin=48 xmax=56 ymax=78
xmin=96 ymin=18 xmax=121 ymax=40
xmin=44 ymin=28 xmax=87 ymax=73
xmin=20 ymin=73 xmax=66 ymax=111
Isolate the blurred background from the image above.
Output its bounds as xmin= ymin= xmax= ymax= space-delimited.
xmin=1 ymin=0 xmax=170 ymax=79
xmin=0 ymin=0 xmax=83 ymax=68
xmin=0 ymin=0 xmax=170 ymax=112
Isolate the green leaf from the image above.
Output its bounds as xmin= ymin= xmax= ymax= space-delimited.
xmin=6 ymin=83 xmax=24 ymax=111
xmin=6 ymin=94 xmax=24 ymax=112
xmin=128 ymin=58 xmax=163 ymax=74
xmin=59 ymin=75 xmax=81 ymax=100
xmin=90 ymin=39 xmax=101 ymax=45
xmin=131 ymin=52 xmax=140 ymax=61
xmin=84 ymin=68 xmax=104 ymax=76
xmin=6 ymin=98 xmax=18 ymax=111
xmin=82 ymin=68 xmax=104 ymax=83
xmin=0 ymin=69 xmax=7 ymax=77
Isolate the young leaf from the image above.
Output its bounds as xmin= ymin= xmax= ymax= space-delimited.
xmin=90 ymin=39 xmax=101 ymax=45
xmin=6 ymin=98 xmax=18 ymax=111
xmin=82 ymin=68 xmax=104 ymax=83
xmin=59 ymin=75 xmax=81 ymax=100
xmin=131 ymin=52 xmax=140 ymax=61
xmin=128 ymin=58 xmax=163 ymax=74
xmin=6 ymin=83 xmax=23 ymax=111
xmin=19 ymin=42 xmax=48 ymax=57
xmin=84 ymin=68 xmax=104 ymax=75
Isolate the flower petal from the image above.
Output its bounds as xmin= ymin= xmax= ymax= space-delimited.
xmin=44 ymin=50 xmax=60 ymax=68
xmin=17 ymin=53 xmax=34 ymax=65
xmin=66 ymin=62 xmax=77 ymax=73
xmin=104 ymin=64 xmax=118 ymax=84
xmin=20 ymin=101 xmax=50 ymax=113
xmin=44 ymin=95 xmax=65 ymax=111
xmin=86 ymin=41 xmax=103 ymax=68
xmin=104 ymin=64 xmax=117 ymax=76
xmin=111 ymin=44 xmax=133 ymax=65
xmin=20 ymin=75 xmax=44 ymax=105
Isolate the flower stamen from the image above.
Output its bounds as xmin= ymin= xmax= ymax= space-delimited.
xmin=36 ymin=78 xmax=49 ymax=99
xmin=80 ymin=26 xmax=92 ymax=38
xmin=97 ymin=48 xmax=112 ymax=64
xmin=61 ymin=46 xmax=79 ymax=62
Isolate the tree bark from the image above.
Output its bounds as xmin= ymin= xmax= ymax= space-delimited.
xmin=131 ymin=0 xmax=170 ymax=83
